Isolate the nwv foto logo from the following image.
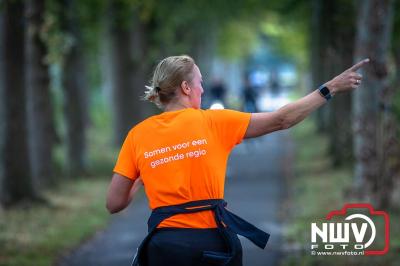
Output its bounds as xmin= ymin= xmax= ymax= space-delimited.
xmin=310 ymin=203 xmax=390 ymax=256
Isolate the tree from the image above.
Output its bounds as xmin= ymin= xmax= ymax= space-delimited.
xmin=325 ymin=0 xmax=356 ymax=166
xmin=0 ymin=0 xmax=37 ymax=206
xmin=59 ymin=0 xmax=89 ymax=176
xmin=25 ymin=0 xmax=57 ymax=186
xmin=377 ymin=1 xmax=400 ymax=208
xmin=108 ymin=0 xmax=157 ymax=146
xmin=108 ymin=1 xmax=141 ymax=145
xmin=352 ymin=0 xmax=394 ymax=205
xmin=310 ymin=0 xmax=331 ymax=134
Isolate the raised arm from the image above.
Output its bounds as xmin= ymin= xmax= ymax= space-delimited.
xmin=244 ymin=59 xmax=369 ymax=138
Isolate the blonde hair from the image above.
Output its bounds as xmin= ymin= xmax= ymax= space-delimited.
xmin=143 ymin=55 xmax=195 ymax=108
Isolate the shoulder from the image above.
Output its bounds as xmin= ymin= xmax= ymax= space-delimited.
xmin=125 ymin=115 xmax=156 ymax=139
xmin=202 ymin=109 xmax=251 ymax=120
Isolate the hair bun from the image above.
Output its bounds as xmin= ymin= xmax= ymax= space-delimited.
xmin=142 ymin=55 xmax=195 ymax=109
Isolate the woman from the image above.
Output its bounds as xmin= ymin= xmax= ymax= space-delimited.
xmin=106 ymin=55 xmax=369 ymax=266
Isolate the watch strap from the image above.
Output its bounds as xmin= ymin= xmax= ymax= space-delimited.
xmin=318 ymin=85 xmax=332 ymax=101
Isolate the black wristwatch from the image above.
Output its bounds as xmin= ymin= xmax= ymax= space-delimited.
xmin=318 ymin=85 xmax=332 ymax=101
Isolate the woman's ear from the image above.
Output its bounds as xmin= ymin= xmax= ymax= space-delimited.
xmin=180 ymin=80 xmax=191 ymax=96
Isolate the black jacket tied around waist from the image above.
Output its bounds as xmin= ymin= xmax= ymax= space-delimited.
xmin=132 ymin=199 xmax=270 ymax=266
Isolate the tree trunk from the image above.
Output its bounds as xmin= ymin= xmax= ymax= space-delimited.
xmin=310 ymin=0 xmax=335 ymax=134
xmin=0 ymin=0 xmax=37 ymax=206
xmin=131 ymin=15 xmax=159 ymax=120
xmin=352 ymin=0 xmax=394 ymax=201
xmin=326 ymin=0 xmax=356 ymax=166
xmin=109 ymin=16 xmax=136 ymax=145
xmin=25 ymin=0 xmax=56 ymax=187
xmin=109 ymin=2 xmax=154 ymax=146
xmin=376 ymin=42 xmax=400 ymax=208
xmin=60 ymin=0 xmax=88 ymax=176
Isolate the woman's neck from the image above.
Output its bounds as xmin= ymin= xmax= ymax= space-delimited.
xmin=164 ymin=101 xmax=191 ymax=112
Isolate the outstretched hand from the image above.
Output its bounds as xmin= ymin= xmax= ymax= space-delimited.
xmin=326 ymin=58 xmax=370 ymax=94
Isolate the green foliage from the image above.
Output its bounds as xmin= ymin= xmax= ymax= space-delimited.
xmin=43 ymin=0 xmax=70 ymax=65
xmin=44 ymin=0 xmax=106 ymax=90
xmin=217 ymin=21 xmax=259 ymax=60
xmin=135 ymin=0 xmax=274 ymax=59
xmin=110 ymin=0 xmax=141 ymax=29
xmin=259 ymin=11 xmax=309 ymax=66
xmin=43 ymin=0 xmax=311 ymax=79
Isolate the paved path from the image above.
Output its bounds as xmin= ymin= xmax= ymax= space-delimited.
xmin=58 ymin=132 xmax=292 ymax=266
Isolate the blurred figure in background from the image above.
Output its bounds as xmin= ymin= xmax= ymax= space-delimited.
xmin=242 ymin=75 xmax=258 ymax=113
xmin=209 ymin=78 xmax=227 ymax=108
xmin=269 ymin=69 xmax=281 ymax=96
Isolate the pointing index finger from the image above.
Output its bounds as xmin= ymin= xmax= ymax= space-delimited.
xmin=349 ymin=58 xmax=370 ymax=71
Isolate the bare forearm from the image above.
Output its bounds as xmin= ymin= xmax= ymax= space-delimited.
xmin=106 ymin=174 xmax=142 ymax=214
xmin=279 ymin=89 xmax=326 ymax=129
xmin=245 ymin=90 xmax=327 ymax=138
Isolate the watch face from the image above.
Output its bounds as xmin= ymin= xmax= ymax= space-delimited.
xmin=320 ymin=86 xmax=330 ymax=96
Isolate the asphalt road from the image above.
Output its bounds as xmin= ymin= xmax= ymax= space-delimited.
xmin=58 ymin=132 xmax=292 ymax=266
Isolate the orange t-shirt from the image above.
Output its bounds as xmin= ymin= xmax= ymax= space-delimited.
xmin=113 ymin=108 xmax=251 ymax=228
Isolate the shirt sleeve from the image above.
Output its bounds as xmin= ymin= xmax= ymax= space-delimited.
xmin=113 ymin=130 xmax=139 ymax=180
xmin=205 ymin=109 xmax=251 ymax=151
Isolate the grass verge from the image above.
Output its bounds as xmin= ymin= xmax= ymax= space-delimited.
xmin=0 ymin=178 xmax=111 ymax=266
xmin=282 ymin=119 xmax=400 ymax=266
